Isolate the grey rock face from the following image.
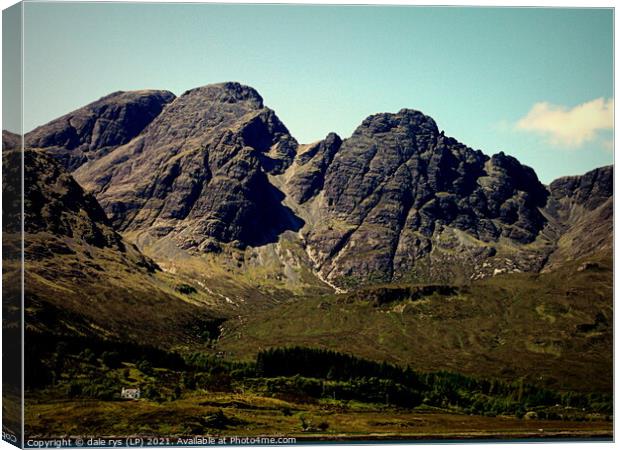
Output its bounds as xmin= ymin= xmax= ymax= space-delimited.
xmin=542 ymin=165 xmax=613 ymax=271
xmin=2 ymin=149 xmax=157 ymax=271
xmin=287 ymin=132 xmax=342 ymax=204
xmin=300 ymin=109 xmax=550 ymax=286
xmin=4 ymin=148 xmax=221 ymax=346
xmin=26 ymin=90 xmax=175 ymax=171
xmin=548 ymin=165 xmax=612 ymax=212
xmin=21 ymin=150 xmax=123 ymax=249
xmin=75 ymin=82 xmax=302 ymax=250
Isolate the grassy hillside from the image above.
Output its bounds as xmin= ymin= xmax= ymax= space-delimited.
xmin=25 ymin=339 xmax=611 ymax=439
xmin=26 ymin=392 xmax=611 ymax=441
xmin=216 ymin=252 xmax=612 ymax=393
xmin=5 ymin=149 xmax=243 ymax=350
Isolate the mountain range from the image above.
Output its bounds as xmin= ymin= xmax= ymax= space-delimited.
xmin=3 ymin=82 xmax=613 ymax=387
xmin=19 ymin=82 xmax=612 ymax=289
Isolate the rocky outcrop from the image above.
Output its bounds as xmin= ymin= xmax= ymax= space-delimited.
xmin=3 ymin=148 xmax=215 ymax=345
xmin=297 ymin=109 xmax=550 ymax=287
xmin=286 ymin=132 xmax=342 ymax=204
xmin=26 ymin=90 xmax=175 ymax=171
xmin=2 ymin=130 xmax=21 ymax=151
xmin=23 ymin=150 xmax=119 ymax=247
xmin=547 ymin=165 xmax=612 ymax=214
xmin=74 ymin=83 xmax=302 ymax=252
xmin=16 ymin=149 xmax=156 ymax=269
xmin=542 ymin=165 xmax=613 ymax=271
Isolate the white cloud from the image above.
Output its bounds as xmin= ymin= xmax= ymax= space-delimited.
xmin=516 ymin=97 xmax=613 ymax=148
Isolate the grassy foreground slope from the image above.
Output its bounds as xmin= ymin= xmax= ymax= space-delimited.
xmin=26 ymin=393 xmax=611 ymax=440
xmin=217 ymin=252 xmax=612 ymax=393
xmin=3 ymin=149 xmax=227 ymax=349
xmin=25 ymin=339 xmax=611 ymax=439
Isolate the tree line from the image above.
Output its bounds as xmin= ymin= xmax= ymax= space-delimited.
xmin=253 ymin=346 xmax=612 ymax=415
xmin=27 ymin=333 xmax=612 ymax=418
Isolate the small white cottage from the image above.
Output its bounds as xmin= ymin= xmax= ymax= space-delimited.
xmin=121 ymin=388 xmax=141 ymax=400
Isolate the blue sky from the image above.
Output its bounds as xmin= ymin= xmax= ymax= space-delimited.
xmin=10 ymin=3 xmax=615 ymax=183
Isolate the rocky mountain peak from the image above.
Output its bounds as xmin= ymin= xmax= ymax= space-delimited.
xmin=297 ymin=105 xmax=553 ymax=286
xmin=132 ymin=82 xmax=296 ymax=171
xmin=296 ymin=132 xmax=342 ymax=165
xmin=355 ymin=109 xmax=439 ymax=137
xmin=542 ymin=165 xmax=613 ymax=272
xmin=549 ymin=165 xmax=612 ymax=211
xmin=19 ymin=149 xmax=125 ymax=250
xmin=181 ymin=82 xmax=264 ymax=108
xmin=97 ymin=89 xmax=175 ymax=107
xmin=73 ymin=82 xmax=301 ymax=250
xmin=2 ymin=130 xmax=21 ymax=151
xmin=25 ymin=89 xmax=175 ymax=171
